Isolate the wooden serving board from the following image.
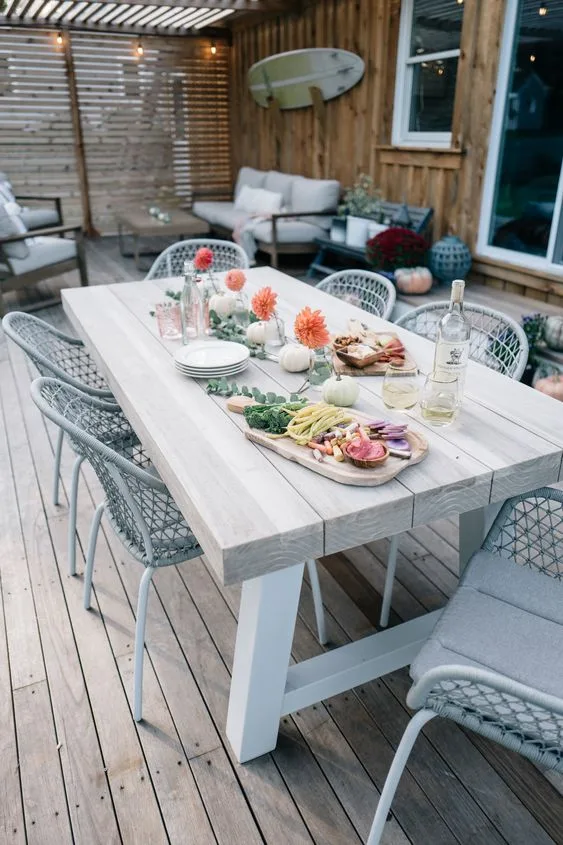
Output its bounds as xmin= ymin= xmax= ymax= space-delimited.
xmin=332 ymin=322 xmax=416 ymax=377
xmin=234 ymin=402 xmax=428 ymax=487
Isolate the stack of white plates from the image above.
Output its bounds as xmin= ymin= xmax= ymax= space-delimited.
xmin=174 ymin=340 xmax=250 ymax=378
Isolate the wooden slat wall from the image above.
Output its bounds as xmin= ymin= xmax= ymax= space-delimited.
xmin=229 ymin=0 xmax=563 ymax=305
xmin=0 ymin=29 xmax=231 ymax=233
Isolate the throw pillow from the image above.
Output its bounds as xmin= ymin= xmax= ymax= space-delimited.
xmin=234 ymin=186 xmax=283 ymax=215
xmin=0 ymin=180 xmax=16 ymax=205
xmin=0 ymin=201 xmax=30 ymax=260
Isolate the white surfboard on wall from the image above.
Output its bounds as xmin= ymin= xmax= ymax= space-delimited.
xmin=248 ymin=48 xmax=365 ymax=110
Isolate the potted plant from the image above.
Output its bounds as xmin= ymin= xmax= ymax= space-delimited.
xmin=339 ymin=174 xmax=383 ymax=248
xmin=520 ymin=313 xmax=546 ymax=386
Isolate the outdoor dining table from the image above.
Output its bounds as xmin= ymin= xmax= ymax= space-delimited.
xmin=62 ymin=266 xmax=563 ymax=764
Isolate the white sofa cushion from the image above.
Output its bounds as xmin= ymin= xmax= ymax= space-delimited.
xmin=0 ymin=201 xmax=29 ymax=259
xmin=234 ymin=186 xmax=283 ymax=214
xmin=234 ymin=166 xmax=266 ymax=199
xmin=6 ymin=235 xmax=76 ymax=276
xmin=290 ymin=177 xmax=340 ymax=215
xmin=252 ymin=219 xmax=326 ymax=245
xmin=192 ymin=200 xmax=246 ymax=230
xmin=263 ymin=171 xmax=297 ymax=207
xmin=20 ymin=207 xmax=60 ymax=230
xmin=0 ymin=180 xmax=16 ymax=205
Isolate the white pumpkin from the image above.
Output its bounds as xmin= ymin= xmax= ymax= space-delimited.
xmin=209 ymin=292 xmax=236 ymax=319
xmin=278 ymin=343 xmax=311 ymax=373
xmin=246 ymin=320 xmax=269 ymax=345
xmin=322 ymin=374 xmax=360 ymax=407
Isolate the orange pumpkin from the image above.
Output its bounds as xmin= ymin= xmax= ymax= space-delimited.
xmin=535 ymin=374 xmax=563 ymax=401
xmin=395 ymin=266 xmax=433 ymax=295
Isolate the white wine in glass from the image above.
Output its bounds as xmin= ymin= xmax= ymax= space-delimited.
xmin=420 ymin=373 xmax=460 ymax=426
xmin=382 ymin=363 xmax=420 ymax=410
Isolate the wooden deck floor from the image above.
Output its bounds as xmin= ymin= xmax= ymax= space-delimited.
xmin=1 ymin=241 xmax=563 ymax=844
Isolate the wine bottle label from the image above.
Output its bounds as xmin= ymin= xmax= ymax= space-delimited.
xmin=434 ymin=340 xmax=469 ymax=374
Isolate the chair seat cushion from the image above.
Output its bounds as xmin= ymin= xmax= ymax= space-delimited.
xmin=252 ymin=219 xmax=327 ymax=245
xmin=6 ymin=236 xmax=76 ymax=276
xmin=410 ymin=550 xmax=563 ymax=700
xmin=234 ymin=166 xmax=266 ymax=199
xmin=192 ymin=201 xmax=245 ymax=230
xmin=20 ymin=207 xmax=60 ymax=230
xmin=0 ymin=201 xmax=29 ymax=260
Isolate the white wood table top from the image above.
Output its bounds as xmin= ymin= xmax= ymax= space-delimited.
xmin=62 ymin=267 xmax=563 ymax=585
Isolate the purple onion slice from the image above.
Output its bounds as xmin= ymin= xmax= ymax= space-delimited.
xmin=385 ymin=438 xmax=410 ymax=451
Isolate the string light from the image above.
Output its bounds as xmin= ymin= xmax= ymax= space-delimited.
xmin=136 ymin=42 xmax=144 ymax=57
xmin=539 ymin=3 xmax=548 ymax=15
xmin=530 ymin=54 xmax=536 ymax=62
xmin=56 ymin=32 xmax=63 ymax=45
xmin=456 ymin=0 xmax=464 ymax=5
xmin=210 ymin=41 xmax=217 ymax=56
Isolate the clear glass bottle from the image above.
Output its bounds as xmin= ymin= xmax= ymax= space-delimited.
xmin=180 ymin=260 xmax=204 ymax=343
xmin=308 ymin=346 xmax=332 ymax=390
xmin=432 ymin=279 xmax=471 ymax=395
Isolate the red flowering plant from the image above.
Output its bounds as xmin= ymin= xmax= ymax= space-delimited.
xmin=366 ymin=227 xmax=428 ymax=272
xmin=193 ymin=247 xmax=213 ymax=272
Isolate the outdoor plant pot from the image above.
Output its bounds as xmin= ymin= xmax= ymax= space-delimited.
xmin=346 ymin=215 xmax=369 ymax=248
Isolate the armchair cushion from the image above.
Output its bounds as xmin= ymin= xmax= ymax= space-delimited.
xmin=0 ymin=202 xmax=29 ymax=260
xmin=290 ymin=177 xmax=340 ymax=216
xmin=263 ymin=171 xmax=297 ymax=207
xmin=192 ymin=200 xmax=246 ymax=230
xmin=410 ymin=549 xmax=563 ymax=700
xmin=234 ymin=166 xmax=266 ymax=199
xmin=20 ymin=207 xmax=60 ymax=230
xmin=4 ymin=235 xmax=76 ymax=276
xmin=234 ymin=186 xmax=283 ymax=214
xmin=252 ymin=219 xmax=327 ymax=245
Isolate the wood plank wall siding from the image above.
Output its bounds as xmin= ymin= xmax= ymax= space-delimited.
xmin=229 ymin=0 xmax=563 ymax=307
xmin=0 ymin=29 xmax=231 ymax=233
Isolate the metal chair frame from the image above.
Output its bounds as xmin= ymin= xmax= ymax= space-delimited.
xmin=31 ymin=377 xmax=202 ymax=721
xmin=145 ymin=238 xmax=249 ymax=280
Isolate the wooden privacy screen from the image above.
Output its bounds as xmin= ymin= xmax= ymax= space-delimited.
xmin=0 ymin=29 xmax=231 ymax=233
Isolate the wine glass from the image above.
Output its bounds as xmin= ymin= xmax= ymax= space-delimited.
xmin=382 ymin=362 xmax=420 ymax=410
xmin=420 ymin=373 xmax=460 ymax=426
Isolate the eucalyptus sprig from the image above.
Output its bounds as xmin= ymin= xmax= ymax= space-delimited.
xmin=209 ymin=310 xmax=267 ymax=357
xmin=206 ymin=379 xmax=300 ymax=403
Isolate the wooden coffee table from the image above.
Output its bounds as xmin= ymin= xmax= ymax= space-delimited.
xmin=116 ymin=206 xmax=210 ymax=270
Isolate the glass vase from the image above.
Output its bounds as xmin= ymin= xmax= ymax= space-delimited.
xmin=232 ymin=291 xmax=250 ymax=327
xmin=201 ymin=271 xmax=220 ymax=335
xmin=308 ymin=346 xmax=332 ymax=390
xmin=264 ymin=313 xmax=285 ymax=353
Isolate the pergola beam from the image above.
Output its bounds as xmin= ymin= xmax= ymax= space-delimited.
xmin=6 ymin=0 xmax=296 ymax=14
xmin=0 ymin=16 xmax=231 ymax=34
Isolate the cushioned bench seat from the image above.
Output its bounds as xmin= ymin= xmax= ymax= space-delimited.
xmin=20 ymin=207 xmax=60 ymax=230
xmin=1 ymin=236 xmax=77 ymax=277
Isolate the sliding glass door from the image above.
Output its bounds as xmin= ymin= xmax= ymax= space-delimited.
xmin=479 ymin=0 xmax=563 ymax=272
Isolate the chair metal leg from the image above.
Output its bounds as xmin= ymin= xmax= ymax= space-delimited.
xmin=306 ymin=559 xmax=328 ymax=646
xmin=83 ymin=502 xmax=105 ymax=610
xmin=379 ymin=535 xmax=400 ymax=629
xmin=68 ymin=455 xmax=84 ymax=576
xmin=52 ymin=427 xmax=64 ymax=506
xmin=367 ymin=709 xmax=437 ymax=845
xmin=134 ymin=566 xmax=156 ymax=722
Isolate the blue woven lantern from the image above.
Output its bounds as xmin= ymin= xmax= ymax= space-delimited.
xmin=429 ymin=235 xmax=472 ymax=285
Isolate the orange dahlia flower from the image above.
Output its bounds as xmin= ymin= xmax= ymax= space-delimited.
xmin=294 ymin=306 xmax=330 ymax=349
xmin=225 ymin=269 xmax=246 ymax=292
xmin=194 ymin=247 xmax=213 ymax=272
xmin=251 ymin=286 xmax=277 ymax=321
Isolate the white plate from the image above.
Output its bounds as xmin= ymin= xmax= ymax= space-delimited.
xmin=174 ymin=341 xmax=249 ymax=370
xmin=175 ymin=361 xmax=249 ymax=375
xmin=175 ymin=361 xmax=249 ymax=379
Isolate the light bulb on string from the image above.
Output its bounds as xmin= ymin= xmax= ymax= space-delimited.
xmin=56 ymin=32 xmax=63 ymax=46
xmin=136 ymin=42 xmax=144 ymax=57
xmin=210 ymin=41 xmax=217 ymax=56
xmin=530 ymin=54 xmax=536 ymax=62
xmin=539 ymin=3 xmax=548 ymax=15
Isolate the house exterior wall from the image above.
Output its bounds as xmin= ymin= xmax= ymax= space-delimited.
xmin=229 ymin=0 xmax=563 ymax=306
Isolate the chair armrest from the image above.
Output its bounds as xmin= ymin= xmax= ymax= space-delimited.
xmin=270 ymin=210 xmax=336 ymax=220
xmin=0 ymin=224 xmax=82 ymax=244
xmin=16 ymin=195 xmax=61 ymax=202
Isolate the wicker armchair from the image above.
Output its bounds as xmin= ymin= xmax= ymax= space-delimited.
xmin=316 ymin=269 xmax=396 ymax=320
xmin=145 ymin=238 xmax=249 ymax=280
xmin=31 ymin=377 xmax=202 ymax=722
xmin=395 ymin=300 xmax=529 ymax=380
xmin=367 ymin=488 xmax=563 ymax=844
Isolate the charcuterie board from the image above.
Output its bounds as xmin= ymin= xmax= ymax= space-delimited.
xmin=332 ymin=320 xmax=417 ymax=377
xmin=229 ymin=398 xmax=428 ymax=487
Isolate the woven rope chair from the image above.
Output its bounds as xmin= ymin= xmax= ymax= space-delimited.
xmin=2 ymin=311 xmax=115 ymax=560
xmin=367 ymin=488 xmax=563 ymax=844
xmin=145 ymin=238 xmax=249 ymax=280
xmin=31 ymin=377 xmax=202 ymax=722
xmin=316 ymin=269 xmax=396 ymax=320
xmin=395 ymin=300 xmax=529 ymax=379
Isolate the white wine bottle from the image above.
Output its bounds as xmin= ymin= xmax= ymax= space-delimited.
xmin=432 ymin=279 xmax=471 ymax=392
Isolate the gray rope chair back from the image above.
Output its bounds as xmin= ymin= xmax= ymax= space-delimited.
xmin=396 ymin=300 xmax=529 ymax=380
xmin=145 ymin=238 xmax=250 ymax=280
xmin=3 ymin=311 xmax=111 ymax=397
xmin=316 ymin=269 xmax=396 ymax=320
xmin=31 ymin=377 xmax=200 ymax=567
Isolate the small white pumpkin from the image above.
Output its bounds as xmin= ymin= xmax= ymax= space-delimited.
xmin=278 ymin=343 xmax=311 ymax=373
xmin=246 ymin=320 xmax=269 ymax=345
xmin=322 ymin=374 xmax=360 ymax=407
xmin=209 ymin=291 xmax=236 ymax=319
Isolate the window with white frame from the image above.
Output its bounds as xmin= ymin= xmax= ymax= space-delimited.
xmin=392 ymin=0 xmax=465 ymax=147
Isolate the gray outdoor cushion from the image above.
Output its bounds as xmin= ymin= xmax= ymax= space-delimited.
xmin=234 ymin=166 xmax=266 ymax=199
xmin=192 ymin=200 xmax=246 ymax=231
xmin=252 ymin=219 xmax=326 ymax=245
xmin=263 ymin=171 xmax=297 ymax=207
xmin=410 ymin=550 xmax=563 ymax=700
xmin=0 ymin=201 xmax=29 ymax=260
xmin=20 ymin=207 xmax=59 ymax=230
xmin=6 ymin=236 xmax=76 ymax=276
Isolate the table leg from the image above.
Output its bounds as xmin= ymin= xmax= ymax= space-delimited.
xmin=226 ymin=562 xmax=304 ymax=763
xmin=118 ymin=222 xmax=125 ymax=256
xmin=134 ymin=234 xmax=141 ymax=270
xmin=459 ymin=502 xmax=503 ymax=573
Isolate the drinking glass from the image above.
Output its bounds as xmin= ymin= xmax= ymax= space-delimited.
xmin=155 ymin=300 xmax=182 ymax=340
xmin=420 ymin=372 xmax=460 ymax=426
xmin=382 ymin=362 xmax=420 ymax=410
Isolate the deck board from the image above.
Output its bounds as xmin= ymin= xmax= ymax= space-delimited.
xmin=1 ymin=240 xmax=562 ymax=843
